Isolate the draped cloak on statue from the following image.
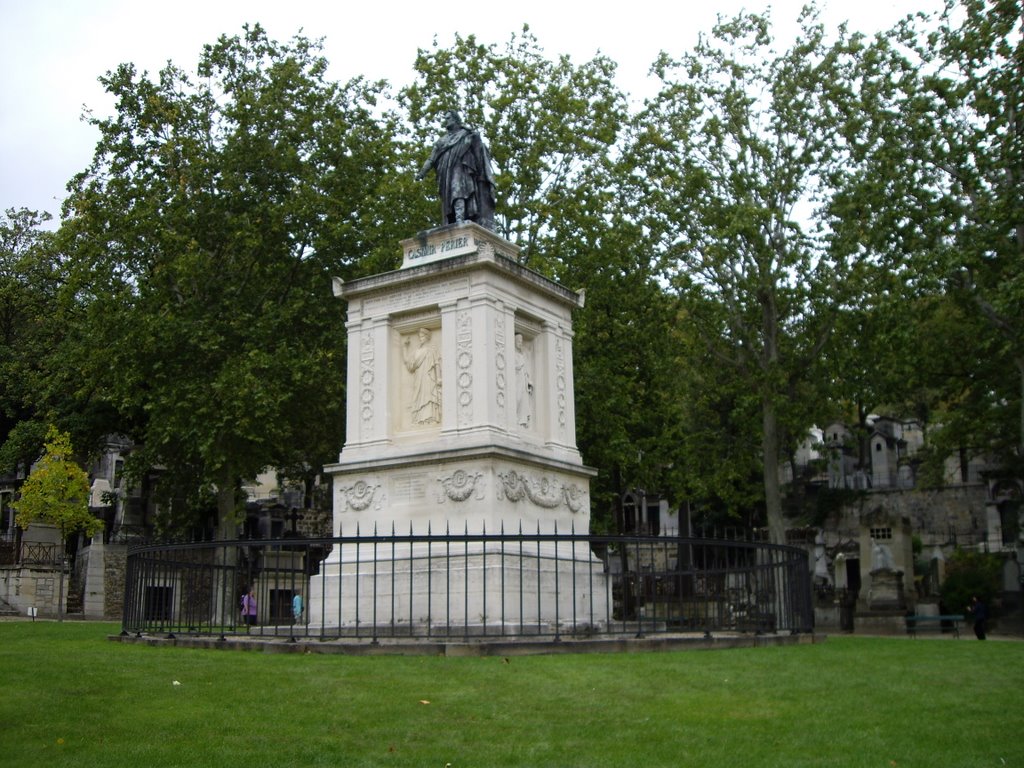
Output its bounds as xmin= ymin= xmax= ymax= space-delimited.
xmin=420 ymin=121 xmax=496 ymax=229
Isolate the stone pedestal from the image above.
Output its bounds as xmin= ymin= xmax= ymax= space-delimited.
xmin=310 ymin=549 xmax=604 ymax=632
xmin=858 ymin=510 xmax=914 ymax=614
xmin=852 ymin=568 xmax=908 ymax=634
xmin=310 ymin=224 xmax=602 ymax=631
xmin=866 ymin=568 xmax=906 ymax=610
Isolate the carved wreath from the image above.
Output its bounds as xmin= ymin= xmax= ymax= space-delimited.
xmin=342 ymin=480 xmax=379 ymax=511
xmin=438 ymin=469 xmax=483 ymax=503
xmin=563 ymin=483 xmax=586 ymax=513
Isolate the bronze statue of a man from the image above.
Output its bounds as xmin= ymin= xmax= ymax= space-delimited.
xmin=416 ymin=110 xmax=496 ymax=230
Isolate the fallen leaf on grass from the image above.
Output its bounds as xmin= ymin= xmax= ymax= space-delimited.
xmin=419 ymin=700 xmax=430 ymax=705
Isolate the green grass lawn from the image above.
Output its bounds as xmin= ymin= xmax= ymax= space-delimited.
xmin=0 ymin=621 xmax=1019 ymax=768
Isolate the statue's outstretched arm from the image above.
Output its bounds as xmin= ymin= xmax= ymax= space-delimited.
xmin=416 ymin=144 xmax=440 ymax=180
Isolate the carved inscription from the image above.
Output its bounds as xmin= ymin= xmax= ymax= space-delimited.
xmin=391 ymin=473 xmax=427 ymax=503
xmin=362 ymin=278 xmax=469 ymax=314
xmin=405 ymin=234 xmax=472 ymax=263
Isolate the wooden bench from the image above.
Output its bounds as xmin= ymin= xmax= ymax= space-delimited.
xmin=905 ymin=614 xmax=964 ymax=638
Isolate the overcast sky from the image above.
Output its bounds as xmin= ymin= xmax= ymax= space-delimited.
xmin=1 ymin=0 xmax=930 ymax=223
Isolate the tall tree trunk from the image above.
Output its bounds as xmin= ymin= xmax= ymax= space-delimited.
xmin=214 ymin=465 xmax=240 ymax=629
xmin=762 ymin=396 xmax=785 ymax=545
xmin=760 ymin=276 xmax=785 ymax=545
xmin=216 ymin=464 xmax=238 ymax=541
xmin=1018 ymin=357 xmax=1024 ymax=459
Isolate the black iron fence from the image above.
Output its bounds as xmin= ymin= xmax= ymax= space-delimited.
xmin=19 ymin=542 xmax=61 ymax=565
xmin=122 ymin=530 xmax=812 ymax=641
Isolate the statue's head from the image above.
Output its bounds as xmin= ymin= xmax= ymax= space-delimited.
xmin=444 ymin=110 xmax=462 ymax=129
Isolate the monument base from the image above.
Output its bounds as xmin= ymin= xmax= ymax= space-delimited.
xmin=866 ymin=568 xmax=906 ymax=611
xmin=852 ymin=610 xmax=910 ymax=635
xmin=319 ymin=223 xmax=599 ymax=636
xmin=327 ymin=447 xmax=594 ymax=537
xmin=308 ymin=549 xmax=609 ymax=632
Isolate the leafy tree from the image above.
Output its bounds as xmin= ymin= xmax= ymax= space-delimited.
xmin=820 ymin=283 xmax=982 ymax=487
xmin=0 ymin=208 xmax=53 ymax=473
xmin=12 ymin=425 xmax=99 ymax=619
xmin=928 ymin=0 xmax=1024 ymax=464
xmin=631 ymin=10 xmax=898 ymax=541
xmin=940 ymin=548 xmax=1002 ymax=615
xmin=402 ymin=29 xmax=669 ymax=527
xmin=672 ymin=315 xmax=768 ymax=526
xmin=0 ymin=209 xmax=108 ymax=476
xmin=12 ymin=425 xmax=97 ymax=537
xmin=839 ymin=0 xmax=1024 ymax=476
xmin=58 ymin=25 xmax=402 ymax=535
xmin=401 ymin=27 xmax=627 ymax=270
xmin=566 ymin=212 xmax=691 ymax=530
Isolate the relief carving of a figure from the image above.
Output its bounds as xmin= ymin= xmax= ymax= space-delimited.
xmin=403 ymin=328 xmax=441 ymax=425
xmin=515 ymin=333 xmax=534 ymax=428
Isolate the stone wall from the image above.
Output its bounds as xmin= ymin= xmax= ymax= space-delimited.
xmin=104 ymin=545 xmax=127 ymax=620
xmin=0 ymin=564 xmax=64 ymax=617
xmin=827 ymin=484 xmax=989 ymax=547
xmin=297 ymin=507 xmax=331 ymax=538
xmin=812 ymin=484 xmax=993 ymax=629
xmin=76 ymin=541 xmax=128 ymax=620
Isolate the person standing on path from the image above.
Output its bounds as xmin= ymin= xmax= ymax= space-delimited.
xmin=241 ymin=587 xmax=258 ymax=630
xmin=968 ymin=595 xmax=988 ymax=640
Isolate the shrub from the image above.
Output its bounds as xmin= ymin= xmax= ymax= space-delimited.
xmin=939 ymin=549 xmax=1002 ymax=616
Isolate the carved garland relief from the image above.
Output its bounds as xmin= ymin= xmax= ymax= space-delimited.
xmin=437 ymin=469 xmax=485 ymax=503
xmin=338 ymin=479 xmax=382 ymax=512
xmin=496 ymin=470 xmax=586 ymax=513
